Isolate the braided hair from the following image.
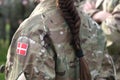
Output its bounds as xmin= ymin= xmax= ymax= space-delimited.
xmin=57 ymin=0 xmax=91 ymax=79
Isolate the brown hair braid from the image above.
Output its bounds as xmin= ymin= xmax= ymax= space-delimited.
xmin=57 ymin=0 xmax=91 ymax=79
xmin=58 ymin=0 xmax=81 ymax=50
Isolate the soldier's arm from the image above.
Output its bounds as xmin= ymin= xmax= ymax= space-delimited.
xmin=5 ymin=31 xmax=56 ymax=80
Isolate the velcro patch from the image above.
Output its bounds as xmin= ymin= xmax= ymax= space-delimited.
xmin=16 ymin=42 xmax=28 ymax=56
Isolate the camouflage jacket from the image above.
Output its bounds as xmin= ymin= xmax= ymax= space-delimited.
xmin=5 ymin=0 xmax=106 ymax=80
xmin=82 ymin=0 xmax=120 ymax=17
xmin=81 ymin=0 xmax=120 ymax=79
xmin=87 ymin=0 xmax=120 ymax=54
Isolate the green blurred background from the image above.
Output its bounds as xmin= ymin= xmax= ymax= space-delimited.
xmin=0 ymin=24 xmax=10 ymax=80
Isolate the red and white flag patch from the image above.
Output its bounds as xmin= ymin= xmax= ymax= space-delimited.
xmin=16 ymin=42 xmax=28 ymax=56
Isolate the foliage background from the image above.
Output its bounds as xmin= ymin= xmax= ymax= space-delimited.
xmin=0 ymin=24 xmax=10 ymax=80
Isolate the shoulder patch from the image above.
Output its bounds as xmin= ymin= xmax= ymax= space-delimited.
xmin=16 ymin=42 xmax=28 ymax=56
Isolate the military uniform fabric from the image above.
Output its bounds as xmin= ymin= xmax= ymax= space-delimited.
xmin=81 ymin=0 xmax=120 ymax=79
xmin=82 ymin=0 xmax=120 ymax=54
xmin=101 ymin=2 xmax=120 ymax=80
xmin=5 ymin=0 xmax=106 ymax=80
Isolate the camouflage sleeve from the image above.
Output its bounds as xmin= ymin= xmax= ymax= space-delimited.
xmin=23 ymin=35 xmax=56 ymax=80
xmin=79 ymin=11 xmax=106 ymax=79
xmin=5 ymin=31 xmax=56 ymax=80
xmin=101 ymin=4 xmax=120 ymax=53
xmin=79 ymin=12 xmax=117 ymax=79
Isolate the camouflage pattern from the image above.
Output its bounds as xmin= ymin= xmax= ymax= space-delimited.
xmin=77 ymin=6 xmax=116 ymax=80
xmin=5 ymin=0 xmax=106 ymax=80
xmin=101 ymin=0 xmax=120 ymax=53
xmin=82 ymin=0 xmax=120 ymax=53
xmin=81 ymin=0 xmax=120 ymax=79
xmin=101 ymin=2 xmax=120 ymax=80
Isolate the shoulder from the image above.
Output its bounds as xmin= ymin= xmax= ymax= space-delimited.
xmin=78 ymin=11 xmax=106 ymax=53
xmin=13 ymin=5 xmax=65 ymax=41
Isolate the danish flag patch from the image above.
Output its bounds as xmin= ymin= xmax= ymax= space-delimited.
xmin=16 ymin=42 xmax=28 ymax=56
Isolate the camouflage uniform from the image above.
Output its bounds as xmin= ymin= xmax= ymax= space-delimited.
xmin=102 ymin=1 xmax=120 ymax=80
xmin=83 ymin=0 xmax=120 ymax=54
xmin=81 ymin=0 xmax=120 ymax=79
xmin=5 ymin=0 xmax=106 ymax=80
